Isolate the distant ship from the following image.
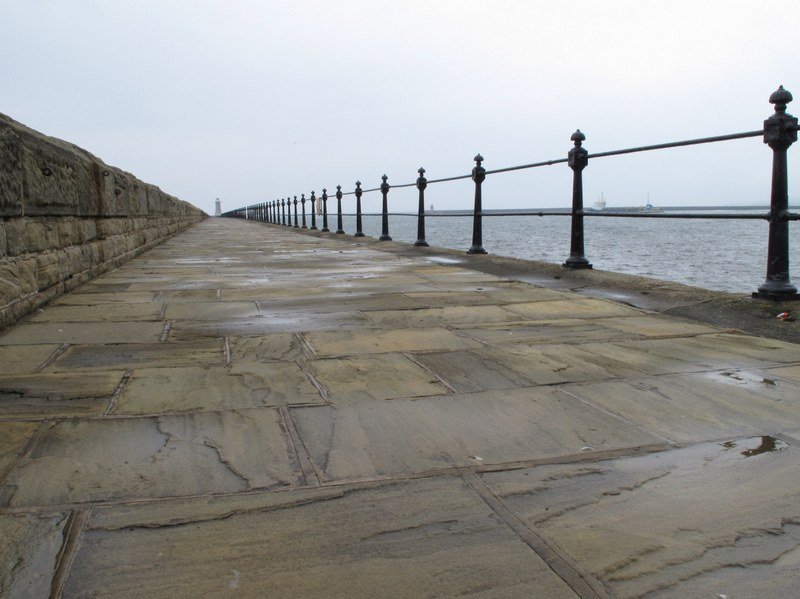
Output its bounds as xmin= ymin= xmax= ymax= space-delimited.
xmin=591 ymin=192 xmax=661 ymax=213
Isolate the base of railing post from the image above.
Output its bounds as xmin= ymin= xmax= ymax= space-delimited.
xmin=414 ymin=240 xmax=429 ymax=247
xmin=752 ymin=282 xmax=799 ymax=300
xmin=563 ymin=256 xmax=592 ymax=269
xmin=467 ymin=246 xmax=487 ymax=255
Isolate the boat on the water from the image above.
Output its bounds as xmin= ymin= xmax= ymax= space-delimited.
xmin=590 ymin=192 xmax=662 ymax=213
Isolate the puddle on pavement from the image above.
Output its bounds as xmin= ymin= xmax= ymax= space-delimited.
xmin=705 ymin=369 xmax=782 ymax=389
xmin=426 ymin=257 xmax=463 ymax=265
xmin=720 ymin=435 xmax=789 ymax=458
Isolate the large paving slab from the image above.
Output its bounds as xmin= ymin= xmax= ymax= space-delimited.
xmin=290 ymin=387 xmax=663 ymax=482
xmin=1 ymin=409 xmax=303 ymax=507
xmin=63 ymin=476 xmax=579 ymax=598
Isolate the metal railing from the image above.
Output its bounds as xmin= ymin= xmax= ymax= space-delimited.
xmin=222 ymin=85 xmax=800 ymax=300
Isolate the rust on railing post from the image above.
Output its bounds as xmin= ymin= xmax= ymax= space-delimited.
xmin=415 ymin=167 xmax=429 ymax=247
xmin=379 ymin=174 xmax=392 ymax=241
xmin=354 ymin=181 xmax=365 ymax=237
xmin=563 ymin=129 xmax=592 ymax=269
xmin=467 ymin=154 xmax=487 ymax=254
xmin=754 ymin=85 xmax=799 ymax=300
xmin=293 ymin=196 xmax=299 ymax=228
xmin=321 ymin=188 xmax=330 ymax=232
xmin=310 ymin=191 xmax=318 ymax=230
xmin=336 ymin=186 xmax=344 ymax=234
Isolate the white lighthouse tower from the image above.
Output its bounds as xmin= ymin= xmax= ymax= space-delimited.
xmin=214 ymin=198 xmax=222 ymax=216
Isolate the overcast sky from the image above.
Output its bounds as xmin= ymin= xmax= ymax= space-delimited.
xmin=4 ymin=0 xmax=798 ymax=215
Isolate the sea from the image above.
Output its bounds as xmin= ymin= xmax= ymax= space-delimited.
xmin=330 ymin=208 xmax=800 ymax=295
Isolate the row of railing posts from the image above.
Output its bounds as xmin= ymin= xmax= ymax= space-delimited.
xmin=226 ymin=86 xmax=797 ymax=300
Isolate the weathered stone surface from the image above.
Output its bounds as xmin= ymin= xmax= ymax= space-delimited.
xmin=0 ymin=512 xmax=68 ymax=598
xmin=165 ymin=301 xmax=260 ymax=321
xmin=0 ymin=256 xmax=37 ymax=307
xmin=363 ymin=304 xmax=523 ymax=328
xmin=481 ymin=438 xmax=800 ymax=598
xmin=307 ymin=353 xmax=450 ymax=402
xmin=29 ymin=302 xmax=163 ymax=323
xmin=0 ymin=421 xmax=39 ymax=477
xmin=504 ymin=298 xmax=644 ymax=320
xmin=0 ymin=344 xmax=59 ymax=374
xmin=65 ymin=477 xmax=578 ymax=598
xmin=291 ymin=387 xmax=661 ymax=481
xmin=2 ymin=409 xmax=302 ymax=507
xmin=2 ymin=217 xmax=800 ymax=596
xmin=114 ymin=364 xmax=322 ymax=414
xmin=562 ymin=370 xmax=800 ymax=443
xmin=0 ymin=120 xmax=23 ymax=217
xmin=47 ymin=340 xmax=223 ymax=371
xmin=304 ymin=327 xmax=481 ymax=357
xmin=228 ymin=333 xmax=305 ymax=362
xmin=0 ymin=322 xmax=165 ymax=344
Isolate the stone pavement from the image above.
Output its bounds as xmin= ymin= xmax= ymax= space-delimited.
xmin=2 ymin=218 xmax=800 ymax=598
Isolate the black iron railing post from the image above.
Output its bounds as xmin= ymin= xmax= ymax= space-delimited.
xmin=287 ymin=197 xmax=292 ymax=226
xmin=267 ymin=202 xmax=271 ymax=223
xmin=310 ymin=191 xmax=318 ymax=230
xmin=379 ymin=175 xmax=392 ymax=241
xmin=284 ymin=199 xmax=289 ymax=226
xmin=563 ymin=129 xmax=592 ymax=269
xmin=336 ymin=186 xmax=344 ymax=234
xmin=293 ymin=196 xmax=299 ymax=228
xmin=467 ymin=154 xmax=487 ymax=254
xmin=321 ymin=188 xmax=330 ymax=232
xmin=415 ymin=167 xmax=428 ymax=247
xmin=300 ymin=194 xmax=307 ymax=229
xmin=354 ymin=181 xmax=365 ymax=237
xmin=754 ymin=86 xmax=799 ymax=299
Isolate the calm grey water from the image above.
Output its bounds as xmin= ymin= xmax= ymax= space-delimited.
xmin=332 ymin=210 xmax=799 ymax=294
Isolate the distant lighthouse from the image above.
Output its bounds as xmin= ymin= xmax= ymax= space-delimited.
xmin=214 ymin=198 xmax=222 ymax=216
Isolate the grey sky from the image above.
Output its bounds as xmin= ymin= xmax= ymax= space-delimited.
xmin=4 ymin=0 xmax=797 ymax=215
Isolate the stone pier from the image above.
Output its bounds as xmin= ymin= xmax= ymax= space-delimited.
xmin=2 ymin=218 xmax=800 ymax=597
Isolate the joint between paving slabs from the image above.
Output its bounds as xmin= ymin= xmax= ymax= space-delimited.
xmin=555 ymin=385 xmax=677 ymax=445
xmin=157 ymin=303 xmax=168 ymax=320
xmin=48 ymin=509 xmax=89 ymax=599
xmin=295 ymin=358 xmax=330 ymax=403
xmin=402 ymin=352 xmax=458 ymax=394
xmin=34 ymin=343 xmax=71 ymax=373
xmin=295 ymin=332 xmax=317 ymax=360
xmin=458 ymin=467 xmax=609 ymax=599
xmin=103 ymin=370 xmax=134 ymax=416
xmin=159 ymin=320 xmax=172 ymax=342
xmin=279 ymin=405 xmax=322 ymax=486
xmin=223 ymin=337 xmax=232 ymax=366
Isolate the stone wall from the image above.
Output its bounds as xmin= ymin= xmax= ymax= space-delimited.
xmin=0 ymin=113 xmax=206 ymax=330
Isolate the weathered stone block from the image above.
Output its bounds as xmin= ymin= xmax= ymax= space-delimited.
xmin=4 ymin=219 xmax=47 ymax=256
xmin=0 ymin=119 xmax=23 ymax=217
xmin=0 ymin=256 xmax=37 ymax=307
xmin=57 ymin=219 xmax=83 ymax=247
xmin=36 ymin=252 xmax=61 ymax=289
xmin=19 ymin=131 xmax=96 ymax=217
